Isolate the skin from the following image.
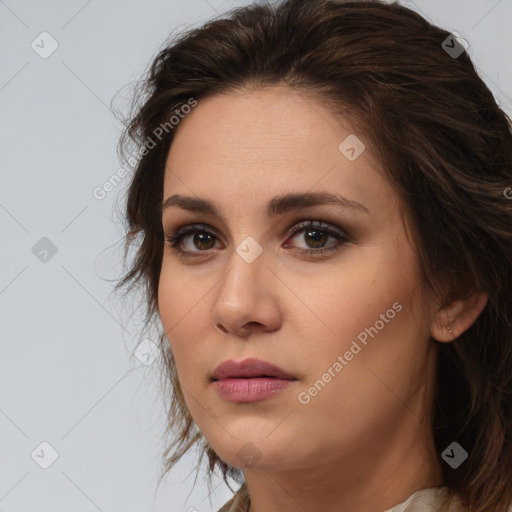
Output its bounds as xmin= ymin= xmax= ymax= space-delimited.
xmin=157 ymin=85 xmax=487 ymax=512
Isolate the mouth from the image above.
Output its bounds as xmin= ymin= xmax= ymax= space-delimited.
xmin=210 ymin=358 xmax=298 ymax=403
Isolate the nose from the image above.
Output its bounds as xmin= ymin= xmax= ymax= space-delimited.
xmin=211 ymin=246 xmax=282 ymax=338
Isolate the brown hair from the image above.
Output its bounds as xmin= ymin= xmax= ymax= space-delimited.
xmin=113 ymin=1 xmax=512 ymax=510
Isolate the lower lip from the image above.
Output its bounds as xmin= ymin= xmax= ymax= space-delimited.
xmin=214 ymin=378 xmax=295 ymax=402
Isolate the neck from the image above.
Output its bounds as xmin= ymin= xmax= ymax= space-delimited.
xmin=244 ymin=413 xmax=442 ymax=512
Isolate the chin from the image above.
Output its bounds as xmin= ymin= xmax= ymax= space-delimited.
xmin=209 ymin=431 xmax=298 ymax=471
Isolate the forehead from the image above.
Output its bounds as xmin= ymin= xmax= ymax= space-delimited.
xmin=162 ymin=86 xmax=395 ymax=219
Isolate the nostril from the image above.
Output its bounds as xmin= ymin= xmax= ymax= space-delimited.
xmin=216 ymin=323 xmax=229 ymax=334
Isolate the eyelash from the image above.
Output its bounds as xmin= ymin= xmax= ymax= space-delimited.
xmin=163 ymin=220 xmax=349 ymax=259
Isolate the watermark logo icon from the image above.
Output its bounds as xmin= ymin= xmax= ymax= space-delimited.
xmin=31 ymin=441 xmax=59 ymax=469
xmin=237 ymin=442 xmax=262 ymax=468
xmin=134 ymin=338 xmax=159 ymax=366
xmin=31 ymin=32 xmax=59 ymax=59
xmin=338 ymin=134 xmax=366 ymax=161
xmin=441 ymin=32 xmax=468 ymax=59
xmin=236 ymin=236 xmax=263 ymax=263
xmin=32 ymin=237 xmax=58 ymax=263
xmin=441 ymin=441 xmax=468 ymax=469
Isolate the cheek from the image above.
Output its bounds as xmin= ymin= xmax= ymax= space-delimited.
xmin=293 ymin=235 xmax=427 ymax=383
xmin=288 ymin=291 xmax=430 ymax=460
xmin=158 ymin=258 xmax=206 ymax=328
xmin=157 ymin=263 xmax=205 ymax=375
xmin=298 ymin=245 xmax=413 ymax=337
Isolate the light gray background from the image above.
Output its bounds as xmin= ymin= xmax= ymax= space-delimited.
xmin=1 ymin=1 xmax=511 ymax=511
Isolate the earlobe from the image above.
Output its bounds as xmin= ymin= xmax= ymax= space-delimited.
xmin=430 ymin=289 xmax=488 ymax=343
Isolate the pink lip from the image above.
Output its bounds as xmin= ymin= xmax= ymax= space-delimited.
xmin=211 ymin=358 xmax=297 ymax=403
xmin=214 ymin=377 xmax=294 ymax=402
xmin=211 ymin=357 xmax=296 ymax=381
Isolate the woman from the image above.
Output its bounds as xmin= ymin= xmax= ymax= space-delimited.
xmin=114 ymin=0 xmax=512 ymax=511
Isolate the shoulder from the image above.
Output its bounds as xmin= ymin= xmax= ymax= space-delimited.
xmin=385 ymin=486 xmax=466 ymax=512
xmin=217 ymin=482 xmax=250 ymax=512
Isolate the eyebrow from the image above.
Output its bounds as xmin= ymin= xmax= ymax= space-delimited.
xmin=161 ymin=191 xmax=370 ymax=217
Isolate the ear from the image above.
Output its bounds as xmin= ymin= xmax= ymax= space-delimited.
xmin=430 ymin=289 xmax=488 ymax=342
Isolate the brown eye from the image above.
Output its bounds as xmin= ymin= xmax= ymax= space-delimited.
xmin=164 ymin=223 xmax=220 ymax=257
xmin=285 ymin=221 xmax=348 ymax=256
xmin=301 ymin=228 xmax=330 ymax=248
xmin=190 ymin=232 xmax=216 ymax=250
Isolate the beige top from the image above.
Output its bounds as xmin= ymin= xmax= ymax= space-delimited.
xmin=217 ymin=482 xmax=470 ymax=512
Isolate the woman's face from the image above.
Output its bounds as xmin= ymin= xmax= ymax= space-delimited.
xmin=158 ymin=86 xmax=440 ymax=474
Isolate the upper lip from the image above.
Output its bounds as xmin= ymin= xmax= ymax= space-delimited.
xmin=211 ymin=358 xmax=297 ymax=381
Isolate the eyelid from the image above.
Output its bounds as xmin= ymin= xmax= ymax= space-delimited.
xmin=164 ymin=218 xmax=351 ymax=242
xmin=284 ymin=219 xmax=350 ymax=240
xmin=165 ymin=222 xmax=219 ymax=240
